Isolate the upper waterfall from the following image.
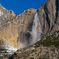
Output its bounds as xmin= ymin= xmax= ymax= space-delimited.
xmin=31 ymin=12 xmax=42 ymax=44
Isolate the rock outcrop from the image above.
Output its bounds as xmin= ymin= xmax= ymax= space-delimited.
xmin=0 ymin=4 xmax=15 ymax=27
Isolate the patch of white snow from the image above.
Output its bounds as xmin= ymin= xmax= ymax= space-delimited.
xmin=0 ymin=14 xmax=2 ymax=16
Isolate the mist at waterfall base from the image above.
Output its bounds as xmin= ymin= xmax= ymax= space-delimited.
xmin=17 ymin=12 xmax=42 ymax=49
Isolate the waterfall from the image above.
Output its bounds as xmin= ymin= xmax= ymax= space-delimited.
xmin=31 ymin=12 xmax=42 ymax=44
xmin=17 ymin=12 xmax=42 ymax=49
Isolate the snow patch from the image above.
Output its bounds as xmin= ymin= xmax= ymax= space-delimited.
xmin=5 ymin=44 xmax=17 ymax=53
xmin=0 ymin=14 xmax=2 ymax=16
xmin=0 ymin=44 xmax=18 ymax=57
xmin=1 ymin=44 xmax=18 ymax=54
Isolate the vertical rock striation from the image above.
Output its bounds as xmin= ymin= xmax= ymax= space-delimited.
xmin=38 ymin=0 xmax=59 ymax=36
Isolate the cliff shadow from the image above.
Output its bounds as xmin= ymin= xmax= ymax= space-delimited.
xmin=54 ymin=0 xmax=59 ymax=23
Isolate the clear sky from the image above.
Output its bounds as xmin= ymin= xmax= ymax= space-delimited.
xmin=0 ymin=0 xmax=48 ymax=15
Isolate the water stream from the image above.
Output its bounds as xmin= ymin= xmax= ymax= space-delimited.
xmin=31 ymin=12 xmax=42 ymax=44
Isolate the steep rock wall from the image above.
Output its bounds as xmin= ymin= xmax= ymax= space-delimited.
xmin=38 ymin=0 xmax=59 ymax=36
xmin=0 ymin=0 xmax=59 ymax=49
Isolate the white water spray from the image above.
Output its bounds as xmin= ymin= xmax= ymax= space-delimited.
xmin=31 ymin=12 xmax=42 ymax=44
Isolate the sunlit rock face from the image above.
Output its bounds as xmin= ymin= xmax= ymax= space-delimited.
xmin=0 ymin=8 xmax=37 ymax=49
xmin=0 ymin=23 xmax=18 ymax=48
xmin=38 ymin=0 xmax=59 ymax=36
xmin=0 ymin=4 xmax=15 ymax=18
xmin=0 ymin=4 xmax=15 ymax=27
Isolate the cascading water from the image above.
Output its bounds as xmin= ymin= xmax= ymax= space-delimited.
xmin=31 ymin=12 xmax=42 ymax=44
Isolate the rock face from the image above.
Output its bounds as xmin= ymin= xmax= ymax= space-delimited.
xmin=0 ymin=4 xmax=15 ymax=27
xmin=0 ymin=7 xmax=37 ymax=48
xmin=38 ymin=0 xmax=59 ymax=36
xmin=0 ymin=0 xmax=59 ymax=49
xmin=12 ymin=8 xmax=37 ymax=48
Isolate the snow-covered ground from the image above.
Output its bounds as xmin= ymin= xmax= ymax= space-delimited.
xmin=5 ymin=44 xmax=17 ymax=53
xmin=0 ymin=44 xmax=18 ymax=56
xmin=0 ymin=14 xmax=2 ymax=16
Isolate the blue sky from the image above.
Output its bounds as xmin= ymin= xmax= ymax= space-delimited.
xmin=0 ymin=0 xmax=48 ymax=15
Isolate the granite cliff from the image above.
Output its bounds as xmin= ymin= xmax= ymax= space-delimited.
xmin=38 ymin=0 xmax=59 ymax=36
xmin=0 ymin=0 xmax=59 ymax=49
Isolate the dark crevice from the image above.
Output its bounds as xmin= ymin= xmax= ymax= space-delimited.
xmin=17 ymin=14 xmax=34 ymax=47
xmin=25 ymin=33 xmax=31 ymax=45
xmin=50 ymin=25 xmax=54 ymax=32
xmin=44 ymin=3 xmax=50 ymax=29
xmin=50 ymin=0 xmax=59 ymax=31
xmin=27 ymin=21 xmax=33 ymax=31
xmin=54 ymin=0 xmax=59 ymax=24
xmin=9 ymin=55 xmax=13 ymax=59
xmin=42 ymin=14 xmax=45 ymax=31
